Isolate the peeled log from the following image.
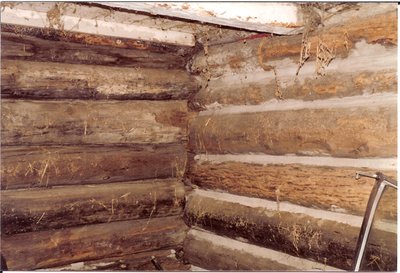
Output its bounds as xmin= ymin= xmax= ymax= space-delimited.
xmin=1 ymin=100 xmax=189 ymax=145
xmin=189 ymin=105 xmax=397 ymax=158
xmin=1 ymin=178 xmax=185 ymax=235
xmin=1 ymin=60 xmax=199 ymax=100
xmin=1 ymin=144 xmax=186 ymax=190
xmin=1 ymin=216 xmax=187 ymax=270
xmin=189 ymin=161 xmax=397 ymax=220
xmin=1 ymin=31 xmax=192 ymax=69
xmin=192 ymin=9 xmax=397 ymax=76
xmin=193 ymin=66 xmax=397 ymax=107
xmin=184 ymin=191 xmax=397 ymax=271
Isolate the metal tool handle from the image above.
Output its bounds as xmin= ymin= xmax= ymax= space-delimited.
xmin=356 ymin=171 xmax=397 ymax=189
xmin=352 ymin=172 xmax=397 ymax=271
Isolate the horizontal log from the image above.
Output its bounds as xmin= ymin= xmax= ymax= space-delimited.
xmin=1 ymin=6 xmax=196 ymax=47
xmin=189 ymin=104 xmax=397 ymax=158
xmin=1 ymin=24 xmax=198 ymax=54
xmin=1 ymin=216 xmax=187 ymax=270
xmin=1 ymin=178 xmax=185 ymax=235
xmin=1 ymin=144 xmax=186 ymax=190
xmin=184 ymin=229 xmax=339 ymax=271
xmin=192 ymin=9 xmax=397 ymax=76
xmin=189 ymin=161 xmax=397 ymax=220
xmin=1 ymin=32 xmax=191 ymax=69
xmin=184 ymin=190 xmax=397 ymax=271
xmin=42 ymin=249 xmax=190 ymax=271
xmin=1 ymin=60 xmax=199 ymax=100
xmin=1 ymin=100 xmax=189 ymax=145
xmin=193 ymin=62 xmax=396 ymax=107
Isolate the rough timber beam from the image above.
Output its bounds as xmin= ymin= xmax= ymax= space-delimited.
xmin=0 ymin=6 xmax=195 ymax=46
xmin=96 ymin=2 xmax=304 ymax=35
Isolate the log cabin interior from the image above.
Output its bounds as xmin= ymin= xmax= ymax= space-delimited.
xmin=0 ymin=2 xmax=397 ymax=271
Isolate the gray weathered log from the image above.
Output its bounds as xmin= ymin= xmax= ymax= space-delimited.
xmin=1 ymin=100 xmax=189 ymax=145
xmin=1 ymin=23 xmax=199 ymax=54
xmin=1 ymin=31 xmax=192 ymax=69
xmin=1 ymin=216 xmax=187 ymax=270
xmin=1 ymin=60 xmax=200 ymax=100
xmin=1 ymin=144 xmax=186 ymax=190
xmin=1 ymin=178 xmax=185 ymax=235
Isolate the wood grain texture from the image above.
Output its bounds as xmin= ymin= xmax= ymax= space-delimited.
xmin=1 ymin=32 xmax=191 ymax=69
xmin=43 ymin=249 xmax=190 ymax=271
xmin=189 ymin=105 xmax=397 ymax=158
xmin=184 ymin=229 xmax=337 ymax=271
xmin=192 ymin=9 xmax=397 ymax=76
xmin=193 ymin=69 xmax=397 ymax=107
xmin=189 ymin=161 xmax=397 ymax=220
xmin=1 ymin=178 xmax=185 ymax=235
xmin=184 ymin=193 xmax=397 ymax=271
xmin=1 ymin=24 xmax=198 ymax=54
xmin=1 ymin=100 xmax=189 ymax=145
xmin=1 ymin=216 xmax=187 ymax=270
xmin=1 ymin=60 xmax=199 ymax=100
xmin=1 ymin=144 xmax=186 ymax=190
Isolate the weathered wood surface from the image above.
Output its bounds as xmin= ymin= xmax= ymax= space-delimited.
xmin=184 ymin=229 xmax=339 ymax=271
xmin=1 ymin=60 xmax=199 ymax=100
xmin=184 ymin=191 xmax=397 ymax=271
xmin=1 ymin=178 xmax=185 ymax=235
xmin=1 ymin=216 xmax=187 ymax=270
xmin=192 ymin=9 xmax=397 ymax=76
xmin=101 ymin=2 xmax=303 ymax=34
xmin=189 ymin=161 xmax=397 ymax=220
xmin=1 ymin=100 xmax=189 ymax=145
xmin=1 ymin=5 xmax=196 ymax=47
xmin=42 ymin=249 xmax=190 ymax=271
xmin=189 ymin=105 xmax=397 ymax=158
xmin=1 ymin=32 xmax=192 ymax=69
xmin=1 ymin=24 xmax=198 ymax=54
xmin=1 ymin=144 xmax=186 ymax=190
xmin=193 ymin=66 xmax=397 ymax=107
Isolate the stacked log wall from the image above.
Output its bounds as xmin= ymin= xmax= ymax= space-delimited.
xmin=185 ymin=3 xmax=397 ymax=271
xmin=0 ymin=22 xmax=199 ymax=270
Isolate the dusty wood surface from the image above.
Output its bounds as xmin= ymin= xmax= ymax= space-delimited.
xmin=192 ymin=9 xmax=397 ymax=76
xmin=100 ymin=2 xmax=303 ymax=34
xmin=1 ymin=24 xmax=199 ymax=54
xmin=189 ymin=161 xmax=397 ymax=220
xmin=42 ymin=248 xmax=190 ymax=271
xmin=193 ymin=68 xmax=397 ymax=107
xmin=184 ymin=229 xmax=338 ymax=271
xmin=1 ymin=144 xmax=186 ymax=190
xmin=184 ymin=193 xmax=397 ymax=271
xmin=1 ymin=216 xmax=187 ymax=270
xmin=1 ymin=32 xmax=192 ymax=69
xmin=1 ymin=60 xmax=199 ymax=100
xmin=189 ymin=105 xmax=397 ymax=158
xmin=0 ymin=5 xmax=196 ymax=47
xmin=1 ymin=178 xmax=185 ymax=235
xmin=1 ymin=100 xmax=189 ymax=145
